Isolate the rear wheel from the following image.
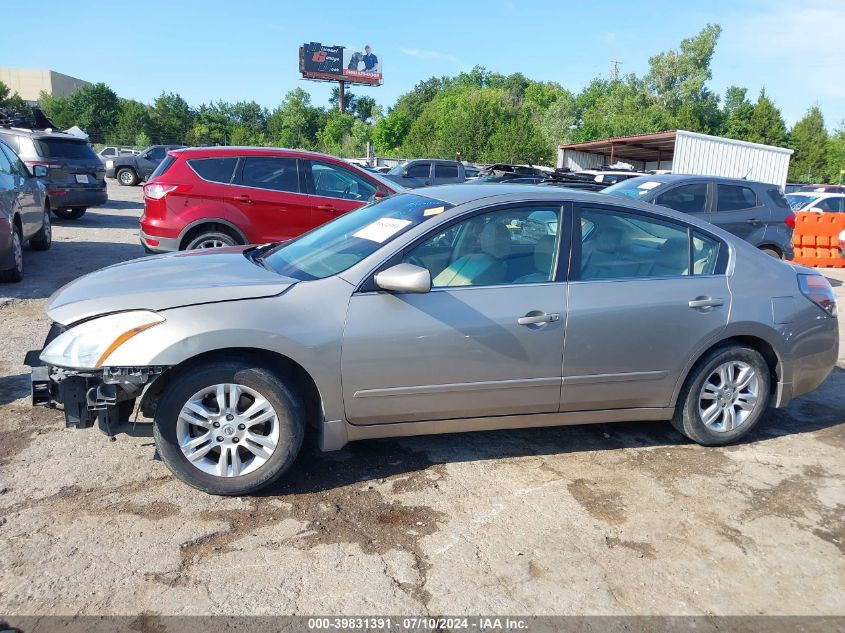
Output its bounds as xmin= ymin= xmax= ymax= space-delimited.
xmin=117 ymin=168 xmax=139 ymax=186
xmin=0 ymin=226 xmax=24 ymax=283
xmin=183 ymin=226 xmax=240 ymax=250
xmin=672 ymin=344 xmax=770 ymax=446
xmin=153 ymin=360 xmax=305 ymax=495
xmin=53 ymin=207 xmax=86 ymax=220
xmin=29 ymin=208 xmax=52 ymax=251
xmin=759 ymin=246 xmax=781 ymax=259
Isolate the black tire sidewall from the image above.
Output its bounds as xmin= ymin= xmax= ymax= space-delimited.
xmin=117 ymin=168 xmax=138 ymax=186
xmin=675 ymin=345 xmax=770 ymax=446
xmin=185 ymin=230 xmax=238 ymax=250
xmin=1 ymin=227 xmax=24 ymax=282
xmin=53 ymin=207 xmax=86 ymax=220
xmin=153 ymin=361 xmax=304 ymax=495
xmin=30 ymin=210 xmax=51 ymax=250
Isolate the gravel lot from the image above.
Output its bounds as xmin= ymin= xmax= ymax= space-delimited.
xmin=0 ymin=182 xmax=843 ymax=617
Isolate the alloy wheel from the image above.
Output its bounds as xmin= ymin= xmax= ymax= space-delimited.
xmin=12 ymin=230 xmax=22 ymax=273
xmin=697 ymin=361 xmax=759 ymax=433
xmin=176 ymin=383 xmax=280 ymax=477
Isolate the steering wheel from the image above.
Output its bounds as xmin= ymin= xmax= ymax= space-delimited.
xmin=341 ymin=184 xmax=352 ymax=199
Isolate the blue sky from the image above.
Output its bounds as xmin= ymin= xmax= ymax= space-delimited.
xmin=3 ymin=0 xmax=843 ymax=128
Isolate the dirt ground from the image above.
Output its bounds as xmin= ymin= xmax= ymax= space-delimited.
xmin=0 ymin=183 xmax=843 ymax=617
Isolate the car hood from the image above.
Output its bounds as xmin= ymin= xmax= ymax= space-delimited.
xmin=46 ymin=247 xmax=296 ymax=325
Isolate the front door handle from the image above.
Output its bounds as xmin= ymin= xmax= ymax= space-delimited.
xmin=518 ymin=312 xmax=560 ymax=326
xmin=688 ymin=297 xmax=724 ymax=309
xmin=235 ymin=195 xmax=254 ymax=205
xmin=317 ymin=204 xmax=337 ymax=212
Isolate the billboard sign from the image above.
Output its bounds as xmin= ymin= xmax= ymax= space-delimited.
xmin=300 ymin=42 xmax=382 ymax=86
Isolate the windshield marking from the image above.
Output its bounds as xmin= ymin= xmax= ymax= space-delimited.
xmin=353 ymin=218 xmax=413 ymax=243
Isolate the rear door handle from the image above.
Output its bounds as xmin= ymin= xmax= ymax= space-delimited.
xmin=688 ymin=297 xmax=724 ymax=309
xmin=235 ymin=195 xmax=254 ymax=205
xmin=746 ymin=218 xmax=762 ymax=224
xmin=518 ymin=313 xmax=560 ymax=325
xmin=317 ymin=204 xmax=337 ymax=212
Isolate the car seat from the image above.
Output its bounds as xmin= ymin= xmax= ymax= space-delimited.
xmin=433 ymin=223 xmax=512 ymax=286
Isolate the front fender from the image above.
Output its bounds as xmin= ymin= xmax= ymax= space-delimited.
xmin=101 ymin=277 xmax=353 ymax=422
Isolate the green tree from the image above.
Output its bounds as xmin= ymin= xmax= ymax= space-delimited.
xmin=353 ymin=96 xmax=379 ymax=122
xmin=329 ymin=86 xmax=358 ymax=114
xmin=0 ymin=81 xmax=28 ymax=114
xmin=268 ymin=88 xmax=324 ymax=149
xmin=827 ymin=122 xmax=845 ymax=183
xmin=539 ymin=89 xmax=578 ymax=149
xmin=320 ymin=111 xmax=355 ymax=154
xmin=372 ymin=109 xmax=411 ymax=153
xmin=110 ymin=99 xmax=152 ymax=146
xmin=721 ymin=86 xmax=754 ymax=140
xmin=746 ymin=89 xmax=787 ymax=147
xmin=788 ymin=106 xmax=829 ymax=183
xmin=486 ymin=109 xmax=548 ymax=164
xmin=150 ymin=92 xmax=193 ymax=144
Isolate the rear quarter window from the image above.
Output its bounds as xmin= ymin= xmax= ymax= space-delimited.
xmin=187 ymin=157 xmax=238 ymax=183
xmin=151 ymin=155 xmax=178 ymax=179
xmin=36 ymin=139 xmax=98 ymax=160
xmin=766 ymin=188 xmax=790 ymax=210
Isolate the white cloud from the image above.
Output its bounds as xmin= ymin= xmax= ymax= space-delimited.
xmin=400 ymin=48 xmax=460 ymax=64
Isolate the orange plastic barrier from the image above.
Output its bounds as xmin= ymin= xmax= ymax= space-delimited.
xmin=790 ymin=211 xmax=845 ymax=268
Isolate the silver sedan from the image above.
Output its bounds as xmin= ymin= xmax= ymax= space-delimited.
xmin=30 ymin=185 xmax=838 ymax=495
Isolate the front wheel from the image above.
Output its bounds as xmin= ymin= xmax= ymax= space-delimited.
xmin=53 ymin=207 xmax=86 ymax=220
xmin=153 ymin=361 xmax=305 ymax=495
xmin=30 ymin=209 xmax=52 ymax=251
xmin=672 ymin=344 xmax=770 ymax=446
xmin=0 ymin=226 xmax=23 ymax=282
xmin=116 ymin=168 xmax=139 ymax=186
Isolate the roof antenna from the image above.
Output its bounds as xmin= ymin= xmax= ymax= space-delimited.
xmin=741 ymin=164 xmax=754 ymax=180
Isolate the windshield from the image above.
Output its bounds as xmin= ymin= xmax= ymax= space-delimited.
xmin=260 ymin=193 xmax=452 ymax=280
xmin=387 ymin=162 xmax=408 ymax=175
xmin=786 ymin=193 xmax=816 ymax=210
xmin=603 ymin=177 xmax=666 ymax=200
xmin=36 ymin=138 xmax=98 ymax=160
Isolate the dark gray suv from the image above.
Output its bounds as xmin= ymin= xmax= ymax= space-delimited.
xmin=0 ymin=128 xmax=107 ymax=220
xmin=603 ymin=175 xmax=795 ymax=259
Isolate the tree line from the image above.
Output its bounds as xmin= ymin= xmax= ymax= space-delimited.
xmin=0 ymin=24 xmax=842 ymax=183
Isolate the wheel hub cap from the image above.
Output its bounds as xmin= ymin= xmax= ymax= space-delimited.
xmin=697 ymin=361 xmax=759 ymax=433
xmin=176 ymin=383 xmax=280 ymax=478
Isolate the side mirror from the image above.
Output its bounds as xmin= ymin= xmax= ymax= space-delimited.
xmin=373 ymin=189 xmax=388 ymax=200
xmin=374 ymin=263 xmax=431 ymax=294
xmin=32 ymin=165 xmax=48 ymax=178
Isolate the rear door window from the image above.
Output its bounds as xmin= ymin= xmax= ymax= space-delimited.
xmin=654 ymin=183 xmax=708 ymax=214
xmin=36 ymin=139 xmax=99 ymax=160
xmin=716 ymin=184 xmax=759 ymax=212
xmin=434 ymin=163 xmax=459 ymax=179
xmin=240 ymin=157 xmax=300 ymax=193
xmin=814 ymin=197 xmax=845 ymax=213
xmin=101 ymin=148 xmax=116 ymax=157
xmin=188 ymin=157 xmax=238 ymax=183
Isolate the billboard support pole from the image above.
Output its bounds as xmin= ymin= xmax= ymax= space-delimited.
xmin=338 ymin=80 xmax=345 ymax=113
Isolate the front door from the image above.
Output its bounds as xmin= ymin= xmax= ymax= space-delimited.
xmin=303 ymin=159 xmax=377 ymax=227
xmin=342 ymin=204 xmax=568 ymax=425
xmin=561 ymin=204 xmax=730 ymax=411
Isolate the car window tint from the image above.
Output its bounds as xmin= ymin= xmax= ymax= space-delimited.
xmin=0 ymin=143 xmax=28 ymax=178
xmin=767 ymin=188 xmax=790 ymax=209
xmin=188 ymin=157 xmax=237 ymax=183
xmin=241 ymin=157 xmax=300 ymax=193
xmin=405 ymin=206 xmax=562 ymax=287
xmin=654 ymin=183 xmax=708 ymax=213
xmin=692 ymin=232 xmax=721 ymax=275
xmin=579 ymin=207 xmax=691 ymax=281
xmin=717 ymin=184 xmax=758 ymax=212
xmin=815 ymin=197 xmax=845 ymax=213
xmin=434 ymin=164 xmax=459 ymax=179
xmin=0 ymin=143 xmax=13 ymax=175
xmin=311 ymin=161 xmax=375 ymax=201
xmin=0 ymin=133 xmax=19 ymax=153
xmin=35 ymin=139 xmax=98 ymax=160
xmin=406 ymin=163 xmax=430 ymax=178
xmin=147 ymin=147 xmax=166 ymax=161
xmin=101 ymin=148 xmax=115 ymax=156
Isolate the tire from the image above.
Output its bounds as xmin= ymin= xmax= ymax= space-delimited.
xmin=0 ymin=225 xmax=24 ymax=283
xmin=116 ymin=168 xmax=139 ymax=186
xmin=153 ymin=360 xmax=305 ymax=495
xmin=671 ymin=344 xmax=771 ymax=446
xmin=53 ymin=207 xmax=86 ymax=220
xmin=183 ymin=227 xmax=240 ymax=250
xmin=29 ymin=209 xmax=52 ymax=251
xmin=759 ymin=246 xmax=781 ymax=259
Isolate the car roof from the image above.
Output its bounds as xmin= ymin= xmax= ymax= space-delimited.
xmin=623 ymin=173 xmax=775 ymax=188
xmin=0 ymin=127 xmax=89 ymax=142
xmin=170 ymin=146 xmax=357 ymax=161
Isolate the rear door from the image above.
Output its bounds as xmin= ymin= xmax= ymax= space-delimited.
xmin=712 ymin=183 xmax=766 ymax=243
xmin=562 ymin=203 xmax=729 ymax=412
xmin=228 ymin=155 xmax=311 ymax=242
xmin=402 ymin=162 xmax=432 ymax=188
xmin=0 ymin=142 xmax=40 ymax=238
xmin=303 ymin=159 xmax=377 ymax=226
xmin=433 ymin=162 xmax=462 ymax=185
xmin=137 ymin=146 xmax=167 ymax=180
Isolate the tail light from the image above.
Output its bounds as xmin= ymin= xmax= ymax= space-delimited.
xmin=143 ymin=183 xmax=179 ymax=200
xmin=798 ymin=274 xmax=836 ymax=316
xmin=785 ymin=214 xmax=796 ymax=229
xmin=24 ymin=161 xmax=62 ymax=171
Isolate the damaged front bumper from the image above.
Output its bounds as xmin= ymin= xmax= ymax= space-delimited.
xmin=26 ymin=329 xmax=165 ymax=435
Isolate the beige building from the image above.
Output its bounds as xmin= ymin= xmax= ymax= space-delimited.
xmin=0 ymin=68 xmax=91 ymax=102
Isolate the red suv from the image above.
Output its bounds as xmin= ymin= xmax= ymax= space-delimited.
xmin=140 ymin=147 xmax=401 ymax=252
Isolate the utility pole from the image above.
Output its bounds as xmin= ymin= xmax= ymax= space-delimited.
xmin=610 ymin=60 xmax=621 ymax=82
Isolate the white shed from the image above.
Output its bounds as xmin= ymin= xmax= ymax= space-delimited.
xmin=557 ymin=130 xmax=794 ymax=188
